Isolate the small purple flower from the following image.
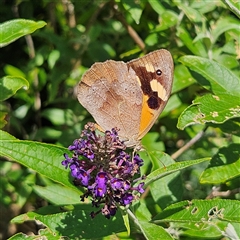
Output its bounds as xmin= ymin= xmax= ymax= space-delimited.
xmin=110 ymin=178 xmax=123 ymax=190
xmin=61 ymin=153 xmax=74 ymax=168
xmin=123 ymin=180 xmax=131 ymax=191
xmin=62 ymin=123 xmax=145 ymax=219
xmin=121 ymin=193 xmax=134 ymax=205
xmin=101 ymin=204 xmax=117 ymax=219
xmin=133 ymin=154 xmax=144 ymax=166
xmin=136 ymin=182 xmax=145 ymax=193
xmin=68 ymin=139 xmax=79 ymax=150
xmin=77 ymin=169 xmax=90 ymax=186
xmin=95 ymin=172 xmax=108 ymax=197
xmin=69 ymin=162 xmax=79 ymax=178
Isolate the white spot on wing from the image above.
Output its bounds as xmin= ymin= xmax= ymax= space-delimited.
xmin=150 ymin=79 xmax=167 ymax=100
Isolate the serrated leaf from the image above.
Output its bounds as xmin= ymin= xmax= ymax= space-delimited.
xmin=0 ymin=130 xmax=17 ymax=140
xmin=0 ymin=140 xmax=77 ymax=191
xmin=8 ymin=233 xmax=36 ymax=240
xmin=154 ymin=199 xmax=240 ymax=223
xmin=200 ymin=143 xmax=240 ymax=184
xmin=138 ymin=221 xmax=174 ymax=240
xmin=0 ymin=76 xmax=29 ymax=101
xmin=144 ymin=154 xmax=210 ymax=187
xmin=179 ymin=55 xmax=240 ymax=96
xmin=0 ymin=19 xmax=46 ymax=47
xmin=173 ymin=221 xmax=224 ymax=238
xmin=178 ymin=93 xmax=240 ymax=129
xmin=11 ymin=205 xmax=126 ymax=239
xmin=147 ymin=152 xmax=183 ymax=209
xmin=33 ymin=184 xmax=82 ymax=205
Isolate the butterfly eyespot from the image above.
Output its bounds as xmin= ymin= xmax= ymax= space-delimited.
xmin=156 ymin=69 xmax=162 ymax=76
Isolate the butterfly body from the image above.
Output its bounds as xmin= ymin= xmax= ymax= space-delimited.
xmin=77 ymin=49 xmax=174 ymax=147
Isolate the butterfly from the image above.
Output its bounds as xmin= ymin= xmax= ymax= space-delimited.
xmin=77 ymin=49 xmax=174 ymax=148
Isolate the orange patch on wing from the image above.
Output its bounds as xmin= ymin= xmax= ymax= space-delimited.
xmin=139 ymin=94 xmax=154 ymax=135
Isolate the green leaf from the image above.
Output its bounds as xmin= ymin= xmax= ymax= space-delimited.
xmin=172 ymin=65 xmax=195 ymax=93
xmin=41 ymin=108 xmax=74 ymax=126
xmin=48 ymin=50 xmax=60 ymax=69
xmin=146 ymin=152 xmax=183 ymax=209
xmin=138 ymin=221 xmax=174 ymax=240
xmin=179 ymin=55 xmax=240 ymax=96
xmin=0 ymin=132 xmax=18 ymax=141
xmin=0 ymin=140 xmax=77 ymax=191
xmin=217 ymin=54 xmax=240 ymax=69
xmin=33 ymin=184 xmax=82 ymax=205
xmin=0 ymin=19 xmax=46 ymax=47
xmin=154 ymin=10 xmax=178 ymax=31
xmin=214 ymin=118 xmax=240 ymax=136
xmin=154 ymin=199 xmax=240 ymax=223
xmin=34 ymin=127 xmax=62 ymax=140
xmin=0 ymin=76 xmax=29 ymax=101
xmin=222 ymin=0 xmax=240 ymax=18
xmin=11 ymin=205 xmax=126 ymax=239
xmin=133 ymin=201 xmax=152 ymax=221
xmin=177 ymin=27 xmax=207 ymax=57
xmin=211 ymin=17 xmax=240 ymax=44
xmin=142 ymin=133 xmax=165 ymax=152
xmin=190 ymin=0 xmax=217 ymax=14
xmin=173 ymin=221 xmax=227 ymax=238
xmin=122 ymin=0 xmax=143 ymax=24
xmin=121 ymin=209 xmax=130 ymax=236
xmin=144 ymin=154 xmax=210 ymax=187
xmin=178 ymin=93 xmax=240 ymax=129
xmin=145 ymin=33 xmax=159 ymax=46
xmin=148 ymin=1 xmax=165 ymax=15
xmin=161 ymin=94 xmax=182 ymax=118
xmin=4 ymin=65 xmax=26 ymax=78
xmin=222 ymin=40 xmax=238 ymax=55
xmin=8 ymin=233 xmax=36 ymax=240
xmin=176 ymin=3 xmax=204 ymax=22
xmin=200 ymin=143 xmax=240 ymax=184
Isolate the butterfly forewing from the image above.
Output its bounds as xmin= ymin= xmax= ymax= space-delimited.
xmin=127 ymin=49 xmax=174 ymax=139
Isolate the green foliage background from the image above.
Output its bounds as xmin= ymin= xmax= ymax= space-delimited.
xmin=0 ymin=0 xmax=239 ymax=239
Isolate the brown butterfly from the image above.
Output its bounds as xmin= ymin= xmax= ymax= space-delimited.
xmin=77 ymin=49 xmax=174 ymax=147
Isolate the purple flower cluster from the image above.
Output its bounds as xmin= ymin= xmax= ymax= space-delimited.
xmin=62 ymin=123 xmax=145 ymax=219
